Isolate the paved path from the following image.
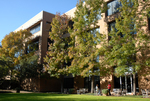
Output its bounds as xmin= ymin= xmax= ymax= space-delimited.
xmin=0 ymin=89 xmax=33 ymax=93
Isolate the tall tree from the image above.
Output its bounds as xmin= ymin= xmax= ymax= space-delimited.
xmin=68 ymin=0 xmax=107 ymax=93
xmin=1 ymin=29 xmax=41 ymax=90
xmin=44 ymin=13 xmax=72 ymax=93
xmin=101 ymin=0 xmax=150 ymax=95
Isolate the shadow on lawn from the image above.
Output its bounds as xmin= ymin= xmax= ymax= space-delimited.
xmin=0 ymin=91 xmax=12 ymax=93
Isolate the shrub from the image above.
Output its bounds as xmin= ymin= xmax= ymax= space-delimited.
xmin=102 ymin=89 xmax=108 ymax=94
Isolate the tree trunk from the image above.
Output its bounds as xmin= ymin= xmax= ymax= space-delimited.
xmin=91 ymin=75 xmax=94 ymax=93
xmin=133 ymin=73 xmax=136 ymax=95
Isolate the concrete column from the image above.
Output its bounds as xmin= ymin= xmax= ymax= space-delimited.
xmin=38 ymin=21 xmax=43 ymax=64
xmin=130 ymin=74 xmax=133 ymax=92
xmin=120 ymin=76 xmax=122 ymax=90
xmin=125 ymin=75 xmax=127 ymax=90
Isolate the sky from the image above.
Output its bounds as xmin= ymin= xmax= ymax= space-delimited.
xmin=0 ymin=0 xmax=78 ymax=45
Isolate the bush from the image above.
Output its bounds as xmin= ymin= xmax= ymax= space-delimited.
xmin=102 ymin=89 xmax=108 ymax=94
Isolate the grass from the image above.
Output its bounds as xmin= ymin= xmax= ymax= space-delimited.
xmin=0 ymin=93 xmax=150 ymax=101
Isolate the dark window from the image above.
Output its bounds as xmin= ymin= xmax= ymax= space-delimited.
xmin=108 ymin=21 xmax=116 ymax=32
xmin=68 ymin=20 xmax=74 ymax=29
xmin=108 ymin=21 xmax=116 ymax=40
xmin=148 ymin=18 xmax=150 ymax=30
xmin=130 ymin=23 xmax=137 ymax=35
xmin=108 ymin=21 xmax=124 ymax=39
xmin=148 ymin=12 xmax=150 ymax=30
xmin=64 ymin=78 xmax=74 ymax=89
xmin=114 ymin=76 xmax=120 ymax=88
xmin=30 ymin=24 xmax=40 ymax=34
xmin=47 ymin=38 xmax=54 ymax=50
xmin=46 ymin=22 xmax=51 ymax=32
xmin=107 ymin=0 xmax=121 ymax=16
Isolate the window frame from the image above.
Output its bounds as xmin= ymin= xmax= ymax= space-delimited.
xmin=106 ymin=0 xmax=121 ymax=17
xmin=30 ymin=23 xmax=41 ymax=34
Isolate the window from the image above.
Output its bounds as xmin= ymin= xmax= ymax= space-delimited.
xmin=46 ymin=22 xmax=51 ymax=32
xmin=26 ymin=40 xmax=39 ymax=53
xmin=96 ymin=55 xmax=99 ymax=63
xmin=30 ymin=24 xmax=40 ymax=34
xmin=148 ymin=12 xmax=150 ymax=30
xmin=90 ymin=27 xmax=100 ymax=43
xmin=108 ymin=21 xmax=124 ymax=39
xmin=108 ymin=21 xmax=116 ymax=32
xmin=127 ymin=0 xmax=134 ymax=7
xmin=97 ymin=10 xmax=101 ymax=20
xmin=108 ymin=21 xmax=116 ymax=40
xmin=92 ymin=27 xmax=100 ymax=37
xmin=148 ymin=18 xmax=150 ymax=30
xmin=68 ymin=20 xmax=74 ymax=29
xmin=130 ymin=23 xmax=137 ymax=35
xmin=107 ymin=0 xmax=121 ymax=16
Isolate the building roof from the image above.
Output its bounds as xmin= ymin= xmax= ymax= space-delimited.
xmin=14 ymin=11 xmax=55 ymax=32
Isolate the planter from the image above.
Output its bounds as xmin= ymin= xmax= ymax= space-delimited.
xmin=102 ymin=89 xmax=108 ymax=96
xmin=102 ymin=93 xmax=108 ymax=96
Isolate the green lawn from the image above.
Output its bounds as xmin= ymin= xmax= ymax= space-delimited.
xmin=0 ymin=93 xmax=149 ymax=101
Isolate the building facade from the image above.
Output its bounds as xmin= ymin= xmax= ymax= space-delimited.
xmin=14 ymin=0 xmax=150 ymax=94
xmin=65 ymin=0 xmax=150 ymax=94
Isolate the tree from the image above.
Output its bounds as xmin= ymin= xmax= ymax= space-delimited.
xmin=1 ymin=29 xmax=41 ymax=90
xmin=14 ymin=55 xmax=42 ymax=90
xmin=0 ymin=56 xmax=9 ymax=80
xmin=44 ymin=13 xmax=72 ymax=93
xmin=68 ymin=0 xmax=107 ymax=93
xmin=0 ymin=46 xmax=13 ymax=87
xmin=100 ymin=0 xmax=150 ymax=95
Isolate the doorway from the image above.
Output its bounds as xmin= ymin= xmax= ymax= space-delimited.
xmin=114 ymin=74 xmax=139 ymax=93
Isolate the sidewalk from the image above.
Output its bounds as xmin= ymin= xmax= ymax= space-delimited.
xmin=0 ymin=89 xmax=33 ymax=93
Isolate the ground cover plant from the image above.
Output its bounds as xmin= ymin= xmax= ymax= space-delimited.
xmin=0 ymin=93 xmax=150 ymax=101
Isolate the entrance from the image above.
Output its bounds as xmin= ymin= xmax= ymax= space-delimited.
xmin=114 ymin=74 xmax=139 ymax=93
xmin=84 ymin=76 xmax=100 ymax=92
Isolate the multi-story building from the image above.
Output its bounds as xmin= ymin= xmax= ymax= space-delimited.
xmin=14 ymin=0 xmax=150 ymax=94
xmin=15 ymin=11 xmax=55 ymax=65
xmin=14 ymin=10 xmax=83 ymax=92
xmin=65 ymin=0 xmax=150 ymax=94
xmin=14 ymin=11 xmax=61 ymax=92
